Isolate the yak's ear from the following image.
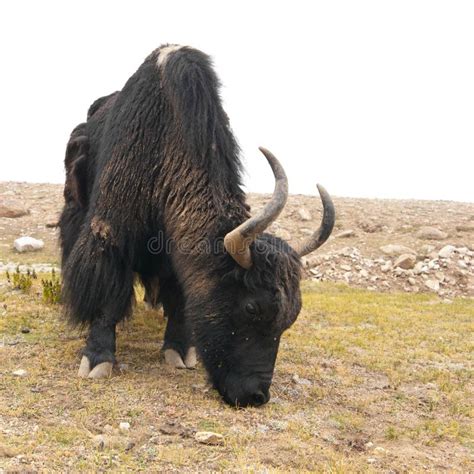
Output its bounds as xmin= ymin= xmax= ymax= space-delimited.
xmin=64 ymin=129 xmax=89 ymax=208
xmin=67 ymin=155 xmax=88 ymax=208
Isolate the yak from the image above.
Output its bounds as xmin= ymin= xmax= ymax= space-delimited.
xmin=59 ymin=44 xmax=335 ymax=407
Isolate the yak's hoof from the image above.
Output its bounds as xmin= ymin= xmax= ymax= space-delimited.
xmin=78 ymin=355 xmax=91 ymax=377
xmin=77 ymin=356 xmax=113 ymax=379
xmin=164 ymin=347 xmax=197 ymax=369
xmin=184 ymin=347 xmax=197 ymax=369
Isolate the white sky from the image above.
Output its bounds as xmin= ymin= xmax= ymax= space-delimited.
xmin=1 ymin=1 xmax=473 ymax=202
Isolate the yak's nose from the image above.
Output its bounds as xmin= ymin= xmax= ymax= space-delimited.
xmin=249 ymin=389 xmax=270 ymax=407
xmin=223 ymin=375 xmax=271 ymax=407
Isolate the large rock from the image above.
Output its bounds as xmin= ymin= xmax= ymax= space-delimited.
xmin=380 ymin=244 xmax=416 ymax=257
xmin=416 ymin=227 xmax=448 ymax=240
xmin=13 ymin=236 xmax=44 ymax=253
xmin=0 ymin=204 xmax=29 ymax=218
xmin=394 ymin=254 xmax=416 ymax=270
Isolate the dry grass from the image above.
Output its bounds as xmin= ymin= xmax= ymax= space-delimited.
xmin=1 ymin=276 xmax=473 ymax=472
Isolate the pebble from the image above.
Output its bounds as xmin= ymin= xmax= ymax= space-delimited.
xmin=13 ymin=369 xmax=27 ymax=377
xmin=119 ymin=422 xmax=130 ymax=431
xmin=268 ymin=420 xmax=288 ymax=431
xmin=336 ymin=230 xmax=356 ymax=239
xmin=413 ymin=261 xmax=426 ymax=275
xmin=21 ymin=327 xmax=30 ymax=334
xmin=194 ymin=431 xmax=224 ymax=446
xmin=425 ymin=279 xmax=440 ymax=292
xmin=394 ymin=253 xmax=416 ymax=270
xmin=292 ymin=374 xmax=312 ymax=386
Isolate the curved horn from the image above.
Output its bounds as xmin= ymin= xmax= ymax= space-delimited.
xmin=294 ymin=184 xmax=335 ymax=257
xmin=224 ymin=147 xmax=288 ymax=269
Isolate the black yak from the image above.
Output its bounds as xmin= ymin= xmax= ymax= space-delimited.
xmin=59 ymin=44 xmax=335 ymax=407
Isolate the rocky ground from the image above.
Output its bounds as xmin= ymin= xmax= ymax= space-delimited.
xmin=1 ymin=182 xmax=473 ymax=472
xmin=1 ymin=181 xmax=473 ymax=298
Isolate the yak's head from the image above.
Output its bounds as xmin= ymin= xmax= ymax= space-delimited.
xmin=191 ymin=148 xmax=335 ymax=408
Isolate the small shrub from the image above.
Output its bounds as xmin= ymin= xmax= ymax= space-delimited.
xmin=6 ymin=267 xmax=36 ymax=293
xmin=41 ymin=269 xmax=61 ymax=305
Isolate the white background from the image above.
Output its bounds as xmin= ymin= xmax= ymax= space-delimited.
xmin=1 ymin=1 xmax=473 ymax=202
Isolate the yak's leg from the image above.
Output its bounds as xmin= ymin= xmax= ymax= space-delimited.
xmin=142 ymin=275 xmax=162 ymax=311
xmin=78 ymin=316 xmax=117 ymax=378
xmin=160 ymin=275 xmax=196 ymax=369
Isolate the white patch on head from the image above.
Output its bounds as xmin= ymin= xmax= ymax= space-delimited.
xmin=157 ymin=44 xmax=184 ymax=68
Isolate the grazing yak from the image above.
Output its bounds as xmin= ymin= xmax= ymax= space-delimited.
xmin=59 ymin=45 xmax=335 ymax=407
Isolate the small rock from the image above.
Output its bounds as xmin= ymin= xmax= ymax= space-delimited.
xmin=340 ymin=264 xmax=351 ymax=271
xmin=425 ymin=280 xmax=440 ymax=292
xmin=13 ymin=369 xmax=27 ymax=377
xmin=438 ymin=245 xmax=456 ymax=259
xmin=367 ymin=458 xmax=377 ymax=464
xmin=408 ymin=277 xmax=417 ymax=286
xmin=93 ymin=434 xmax=131 ymax=450
xmin=13 ymin=236 xmax=44 ymax=253
xmin=365 ymin=441 xmax=374 ymax=449
xmin=268 ymin=420 xmax=288 ymax=431
xmin=381 ymin=262 xmax=392 ymax=273
xmin=297 ymin=208 xmax=312 ymax=221
xmin=359 ymin=269 xmax=369 ymax=278
xmin=394 ymin=254 xmax=416 ymax=270
xmin=380 ymin=244 xmax=416 ymax=257
xmin=336 ymin=230 xmax=356 ymax=239
xmin=194 ymin=431 xmax=224 ymax=446
xmin=0 ymin=443 xmax=17 ymax=457
xmin=21 ymin=327 xmax=30 ymax=334
xmin=413 ymin=261 xmax=426 ymax=275
xmin=0 ymin=205 xmax=29 ymax=218
xmin=416 ymin=227 xmax=448 ymax=240
xmin=359 ymin=220 xmax=383 ymax=233
xmin=455 ymin=224 xmax=474 ymax=232
xmin=374 ymin=446 xmax=387 ymax=454
xmin=419 ymin=244 xmax=436 ymax=257
xmin=119 ymin=422 xmax=130 ymax=431
xmin=292 ymin=374 xmax=312 ymax=386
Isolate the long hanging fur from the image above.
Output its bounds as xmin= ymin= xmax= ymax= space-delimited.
xmin=59 ymin=45 xmax=249 ymax=326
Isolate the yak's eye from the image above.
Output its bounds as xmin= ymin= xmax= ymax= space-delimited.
xmin=245 ymin=302 xmax=257 ymax=315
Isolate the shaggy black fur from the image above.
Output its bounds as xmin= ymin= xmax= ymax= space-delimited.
xmin=59 ymin=45 xmax=303 ymax=407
